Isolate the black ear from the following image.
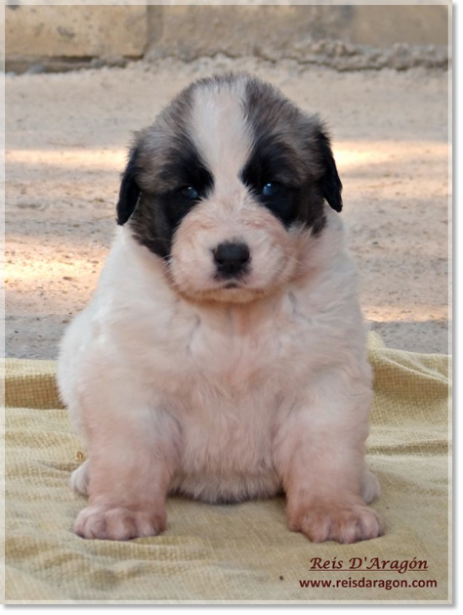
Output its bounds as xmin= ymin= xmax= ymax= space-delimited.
xmin=317 ymin=129 xmax=343 ymax=213
xmin=116 ymin=146 xmax=141 ymax=225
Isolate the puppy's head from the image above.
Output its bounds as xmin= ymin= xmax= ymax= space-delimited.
xmin=117 ymin=73 xmax=342 ymax=303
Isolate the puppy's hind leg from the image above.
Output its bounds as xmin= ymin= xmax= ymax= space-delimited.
xmin=71 ymin=459 xmax=90 ymax=496
xmin=361 ymin=469 xmax=381 ymax=504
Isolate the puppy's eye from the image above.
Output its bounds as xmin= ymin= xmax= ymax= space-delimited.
xmin=258 ymin=181 xmax=295 ymax=225
xmin=262 ymin=182 xmax=282 ymax=197
xmin=180 ymin=186 xmax=199 ymax=200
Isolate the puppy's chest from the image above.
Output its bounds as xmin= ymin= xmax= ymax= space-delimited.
xmin=152 ymin=297 xmax=314 ymax=397
xmin=178 ymin=319 xmax=278 ymax=390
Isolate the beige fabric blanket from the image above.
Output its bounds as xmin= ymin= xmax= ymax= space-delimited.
xmin=3 ymin=334 xmax=451 ymax=603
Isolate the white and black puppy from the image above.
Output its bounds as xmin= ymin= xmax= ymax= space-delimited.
xmin=58 ymin=73 xmax=382 ymax=544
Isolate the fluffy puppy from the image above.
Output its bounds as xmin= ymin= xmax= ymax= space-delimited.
xmin=58 ymin=72 xmax=382 ymax=543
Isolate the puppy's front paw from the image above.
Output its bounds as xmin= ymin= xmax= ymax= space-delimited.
xmin=288 ymin=501 xmax=383 ymax=544
xmin=74 ymin=505 xmax=166 ymax=541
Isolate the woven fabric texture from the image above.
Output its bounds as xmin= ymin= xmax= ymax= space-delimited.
xmin=3 ymin=333 xmax=452 ymax=603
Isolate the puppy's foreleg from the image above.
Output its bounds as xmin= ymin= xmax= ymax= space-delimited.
xmin=274 ymin=372 xmax=382 ymax=544
xmin=73 ymin=375 xmax=179 ymax=541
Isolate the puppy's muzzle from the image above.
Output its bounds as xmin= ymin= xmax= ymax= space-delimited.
xmin=213 ymin=241 xmax=251 ymax=278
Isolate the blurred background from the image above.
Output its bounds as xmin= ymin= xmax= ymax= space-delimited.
xmin=5 ymin=1 xmax=451 ymax=358
xmin=6 ymin=2 xmax=449 ymax=73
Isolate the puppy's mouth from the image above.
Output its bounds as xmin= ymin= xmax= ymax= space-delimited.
xmin=223 ymin=281 xmax=241 ymax=289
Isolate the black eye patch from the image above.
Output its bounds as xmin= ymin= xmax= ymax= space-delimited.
xmin=257 ymin=181 xmax=297 ymax=225
xmin=240 ymin=144 xmax=299 ymax=226
xmin=158 ymin=147 xmax=214 ymax=229
xmin=128 ymin=138 xmax=214 ymax=260
xmin=162 ymin=189 xmax=201 ymax=230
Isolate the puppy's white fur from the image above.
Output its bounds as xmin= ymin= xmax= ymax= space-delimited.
xmin=58 ymin=74 xmax=381 ymax=543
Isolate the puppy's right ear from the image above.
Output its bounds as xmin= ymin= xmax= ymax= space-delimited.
xmin=116 ymin=146 xmax=141 ymax=225
xmin=316 ymin=128 xmax=343 ymax=213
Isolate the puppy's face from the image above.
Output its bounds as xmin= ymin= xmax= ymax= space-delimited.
xmin=116 ymin=74 xmax=342 ymax=303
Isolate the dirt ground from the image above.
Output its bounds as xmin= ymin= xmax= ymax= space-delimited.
xmin=5 ymin=56 xmax=450 ymax=360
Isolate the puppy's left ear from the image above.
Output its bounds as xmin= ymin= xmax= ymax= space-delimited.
xmin=316 ymin=129 xmax=343 ymax=213
xmin=116 ymin=146 xmax=141 ymax=225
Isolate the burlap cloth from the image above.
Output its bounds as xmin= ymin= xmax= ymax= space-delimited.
xmin=3 ymin=333 xmax=451 ymax=603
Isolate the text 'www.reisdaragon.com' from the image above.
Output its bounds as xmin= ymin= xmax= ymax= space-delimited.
xmin=299 ymin=577 xmax=438 ymax=591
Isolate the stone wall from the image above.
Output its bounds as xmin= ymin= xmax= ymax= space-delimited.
xmin=5 ymin=3 xmax=450 ymax=73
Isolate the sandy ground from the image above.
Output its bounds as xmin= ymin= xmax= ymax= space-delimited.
xmin=5 ymin=56 xmax=450 ymax=359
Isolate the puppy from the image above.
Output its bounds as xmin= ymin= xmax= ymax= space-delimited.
xmin=58 ymin=72 xmax=382 ymax=543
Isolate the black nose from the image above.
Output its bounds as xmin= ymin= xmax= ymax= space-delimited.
xmin=213 ymin=242 xmax=251 ymax=277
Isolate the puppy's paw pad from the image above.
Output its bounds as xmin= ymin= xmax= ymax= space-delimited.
xmin=74 ymin=505 xmax=165 ymax=541
xmin=290 ymin=503 xmax=383 ymax=544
